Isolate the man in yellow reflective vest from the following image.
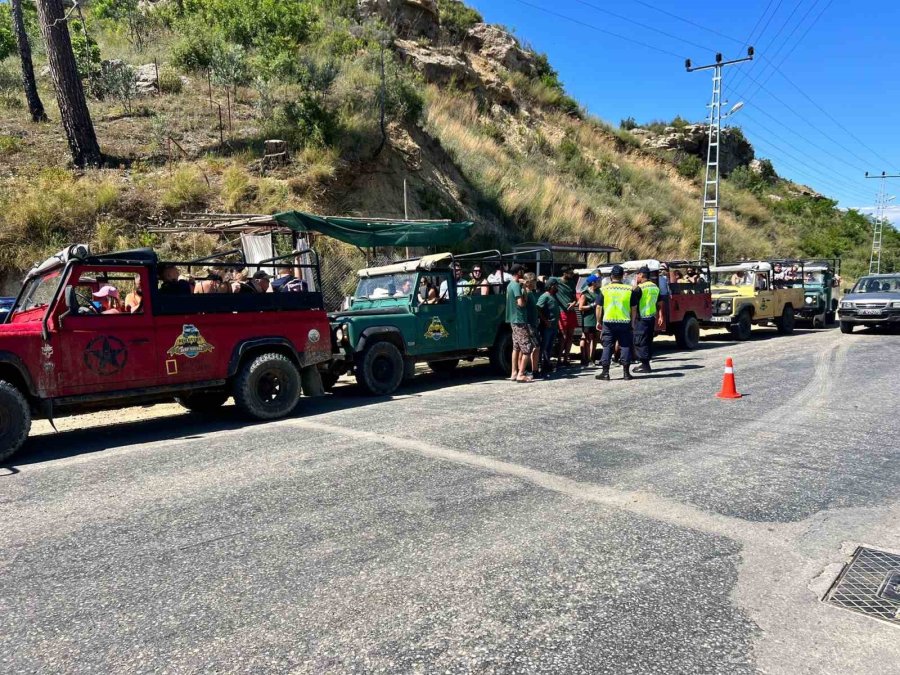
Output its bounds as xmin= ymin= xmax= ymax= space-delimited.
xmin=595 ymin=265 xmax=641 ymax=381
xmin=633 ymin=265 xmax=664 ymax=373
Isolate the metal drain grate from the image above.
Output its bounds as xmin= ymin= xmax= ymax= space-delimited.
xmin=824 ymin=546 xmax=900 ymax=626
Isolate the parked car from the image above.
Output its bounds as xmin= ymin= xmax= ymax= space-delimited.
xmin=0 ymin=297 xmax=14 ymax=319
xmin=0 ymin=244 xmax=331 ymax=462
xmin=837 ymin=273 xmax=900 ymax=333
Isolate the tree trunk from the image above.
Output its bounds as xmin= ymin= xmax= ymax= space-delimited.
xmin=34 ymin=0 xmax=102 ymax=167
xmin=10 ymin=0 xmax=47 ymax=122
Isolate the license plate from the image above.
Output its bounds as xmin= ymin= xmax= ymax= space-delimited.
xmin=859 ymin=309 xmax=882 ymax=315
xmin=710 ymin=316 xmax=732 ymax=323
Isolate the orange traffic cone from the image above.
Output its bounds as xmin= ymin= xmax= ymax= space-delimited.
xmin=716 ymin=357 xmax=742 ymax=399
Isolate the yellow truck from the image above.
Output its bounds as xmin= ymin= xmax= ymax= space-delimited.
xmin=701 ymin=261 xmax=806 ymax=340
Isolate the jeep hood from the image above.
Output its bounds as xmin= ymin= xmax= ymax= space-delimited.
xmin=329 ymin=306 xmax=409 ymax=320
xmin=844 ymin=292 xmax=900 ymax=302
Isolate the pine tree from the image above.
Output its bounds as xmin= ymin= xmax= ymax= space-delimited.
xmin=33 ymin=0 xmax=102 ymax=167
xmin=10 ymin=0 xmax=48 ymax=123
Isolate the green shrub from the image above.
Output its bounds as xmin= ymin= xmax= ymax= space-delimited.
xmin=171 ymin=20 xmax=224 ymax=71
xmin=0 ymin=11 xmax=15 ymax=61
xmin=438 ymin=0 xmax=482 ymax=40
xmin=0 ymin=135 xmax=21 ymax=156
xmin=158 ymin=68 xmax=183 ymax=93
xmin=70 ymin=29 xmax=102 ymax=83
xmin=178 ymin=0 xmax=314 ymax=48
xmin=676 ymin=154 xmax=703 ymax=179
xmin=266 ymin=95 xmax=338 ymax=149
xmin=620 ymin=116 xmax=637 ymax=130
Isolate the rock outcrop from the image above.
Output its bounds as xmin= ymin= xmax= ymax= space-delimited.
xmin=358 ymin=0 xmax=439 ymax=40
xmin=462 ymin=23 xmax=537 ymax=77
xmin=394 ymin=40 xmax=478 ymax=89
xmin=635 ymin=124 xmax=753 ymax=175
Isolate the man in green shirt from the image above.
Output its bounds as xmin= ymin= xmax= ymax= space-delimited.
xmin=536 ymin=279 xmax=562 ymax=375
xmin=506 ymin=264 xmax=535 ymax=382
xmin=549 ymin=268 xmax=578 ymax=365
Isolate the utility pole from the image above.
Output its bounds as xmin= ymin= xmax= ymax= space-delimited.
xmin=686 ymin=47 xmax=754 ymax=265
xmin=864 ymin=171 xmax=900 ymax=274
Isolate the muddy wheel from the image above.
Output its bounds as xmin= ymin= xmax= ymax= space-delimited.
xmin=675 ymin=316 xmax=700 ymax=350
xmin=428 ymin=359 xmax=459 ymax=375
xmin=489 ymin=330 xmax=513 ymax=376
xmin=0 ymin=380 xmax=30 ymax=463
xmin=175 ymin=391 xmax=229 ymax=414
xmin=729 ymin=310 xmax=752 ymax=341
xmin=233 ymin=352 xmax=301 ymax=420
xmin=775 ymin=305 xmax=795 ymax=335
xmin=356 ymin=341 xmax=404 ymax=396
xmin=840 ymin=321 xmax=854 ymax=334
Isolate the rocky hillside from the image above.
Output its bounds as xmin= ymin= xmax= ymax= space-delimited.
xmin=0 ymin=0 xmax=893 ymax=291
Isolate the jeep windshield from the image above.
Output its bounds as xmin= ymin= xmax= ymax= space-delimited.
xmin=851 ymin=275 xmax=900 ymax=294
xmin=353 ymin=273 xmax=416 ymax=300
xmin=10 ymin=271 xmax=63 ymax=320
xmin=711 ymin=271 xmax=754 ymax=287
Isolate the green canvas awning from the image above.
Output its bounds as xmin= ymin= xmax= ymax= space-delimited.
xmin=273 ymin=211 xmax=474 ymax=248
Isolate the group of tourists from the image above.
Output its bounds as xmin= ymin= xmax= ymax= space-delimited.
xmin=505 ymin=264 xmax=664 ymax=383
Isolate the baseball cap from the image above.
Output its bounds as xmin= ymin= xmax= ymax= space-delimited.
xmin=611 ymin=264 xmax=625 ymax=277
xmin=638 ymin=265 xmax=650 ymax=275
xmin=585 ymin=274 xmax=599 ymax=285
xmin=92 ymin=285 xmax=119 ymax=298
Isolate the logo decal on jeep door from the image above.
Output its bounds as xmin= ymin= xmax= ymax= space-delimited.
xmin=167 ymin=324 xmax=215 ymax=358
xmin=83 ymin=336 xmax=128 ymax=375
xmin=425 ymin=317 xmax=449 ymax=341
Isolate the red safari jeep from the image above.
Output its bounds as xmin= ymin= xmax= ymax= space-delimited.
xmin=0 ymin=244 xmax=331 ymax=461
xmin=576 ymin=259 xmax=712 ymax=349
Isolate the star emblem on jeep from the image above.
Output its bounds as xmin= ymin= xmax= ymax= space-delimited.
xmin=83 ymin=336 xmax=128 ymax=376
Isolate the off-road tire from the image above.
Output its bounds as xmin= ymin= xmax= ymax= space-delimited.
xmin=489 ymin=330 xmax=513 ymax=376
xmin=674 ymin=316 xmax=701 ymax=350
xmin=775 ymin=305 xmax=795 ymax=335
xmin=175 ymin=391 xmax=229 ymax=414
xmin=356 ymin=341 xmax=404 ymax=396
xmin=840 ymin=321 xmax=854 ymax=334
xmin=0 ymin=380 xmax=31 ymax=463
xmin=233 ymin=352 xmax=302 ymax=420
xmin=428 ymin=359 xmax=459 ymax=375
xmin=730 ymin=310 xmax=753 ymax=341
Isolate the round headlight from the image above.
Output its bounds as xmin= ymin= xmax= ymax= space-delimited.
xmin=335 ymin=327 xmax=344 ymax=342
xmin=805 ymin=296 xmax=814 ymax=304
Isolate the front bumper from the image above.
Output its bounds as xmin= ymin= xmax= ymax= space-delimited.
xmin=838 ymin=309 xmax=900 ymax=324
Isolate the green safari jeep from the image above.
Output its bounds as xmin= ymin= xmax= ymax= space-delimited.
xmin=325 ymin=253 xmax=513 ymax=395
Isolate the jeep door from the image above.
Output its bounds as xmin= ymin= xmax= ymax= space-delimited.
xmin=415 ymin=271 xmax=459 ymax=354
xmin=53 ymin=266 xmax=159 ymax=396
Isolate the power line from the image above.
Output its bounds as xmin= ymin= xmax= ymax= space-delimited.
xmin=626 ymin=0 xmax=744 ymax=45
xmin=511 ymin=0 xmax=687 ymax=59
xmin=743 ymin=0 xmax=779 ymax=47
xmin=745 ymin=120 xmax=880 ymax=198
xmin=571 ymin=0 xmax=713 ymax=52
xmin=744 ymin=0 xmax=831 ymax=101
xmin=730 ymin=71 xmax=878 ymax=170
xmin=768 ymin=66 xmax=896 ymax=169
xmin=731 ymin=0 xmax=799 ymax=95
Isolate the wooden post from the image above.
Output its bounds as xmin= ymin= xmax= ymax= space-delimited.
xmin=207 ymin=69 xmax=213 ymax=108
xmin=154 ymin=58 xmax=160 ymax=94
xmin=217 ymin=103 xmax=223 ymax=146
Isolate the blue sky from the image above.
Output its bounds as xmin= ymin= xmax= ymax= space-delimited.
xmin=469 ymin=0 xmax=900 ymax=223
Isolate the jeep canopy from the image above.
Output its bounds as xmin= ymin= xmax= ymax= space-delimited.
xmin=273 ymin=211 xmax=474 ymax=248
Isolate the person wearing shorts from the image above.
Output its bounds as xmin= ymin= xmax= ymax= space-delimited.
xmin=506 ymin=264 xmax=535 ymax=382
xmin=550 ymin=268 xmax=578 ymax=365
xmin=578 ymin=274 xmax=600 ymax=365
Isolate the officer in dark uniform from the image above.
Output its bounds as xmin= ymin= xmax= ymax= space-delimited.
xmin=633 ymin=265 xmax=663 ymax=373
xmin=595 ymin=265 xmax=641 ymax=381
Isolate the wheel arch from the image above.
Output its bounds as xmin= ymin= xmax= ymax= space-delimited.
xmin=0 ymin=352 xmax=36 ymax=398
xmin=227 ymin=338 xmax=301 ymax=378
xmin=357 ymin=326 xmax=406 ymax=354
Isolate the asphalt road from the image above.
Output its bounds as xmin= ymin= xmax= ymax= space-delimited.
xmin=2 ymin=325 xmax=899 ymax=674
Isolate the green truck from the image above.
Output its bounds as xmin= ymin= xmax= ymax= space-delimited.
xmin=324 ymin=252 xmax=514 ymax=395
xmin=794 ymin=258 xmax=841 ymax=327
